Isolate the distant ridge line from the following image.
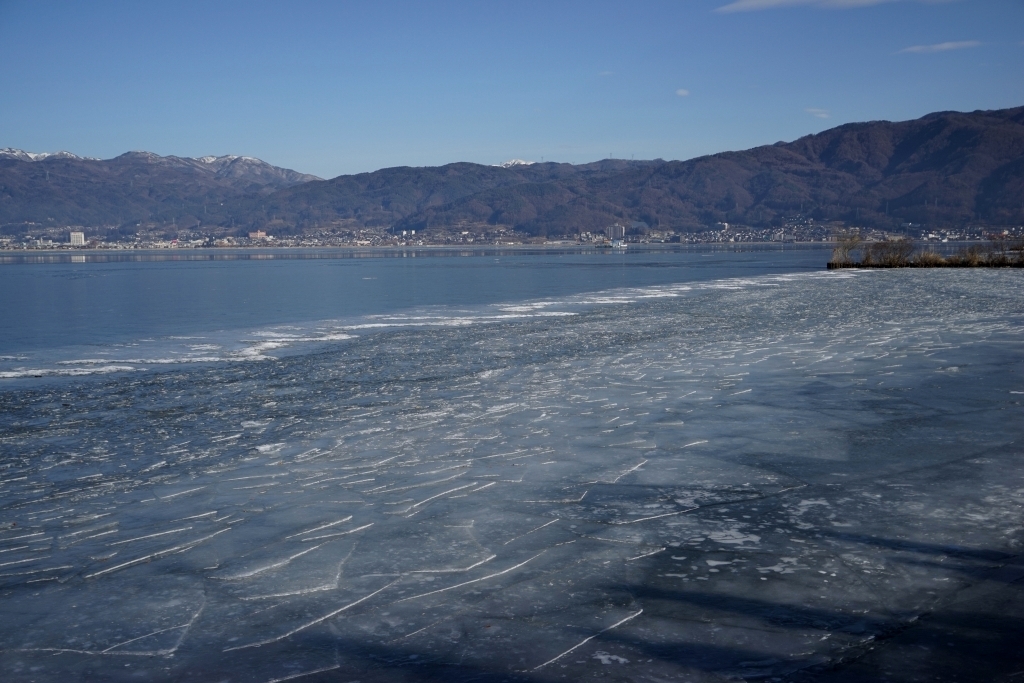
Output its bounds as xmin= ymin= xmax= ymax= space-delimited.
xmin=2 ymin=105 xmax=1022 ymax=236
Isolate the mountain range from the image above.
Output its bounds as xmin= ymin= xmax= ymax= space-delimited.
xmin=0 ymin=150 xmax=320 ymax=233
xmin=2 ymin=105 xmax=1022 ymax=238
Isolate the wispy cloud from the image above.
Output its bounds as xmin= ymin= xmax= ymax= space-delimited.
xmin=676 ymin=89 xmax=690 ymax=97
xmin=899 ymin=40 xmax=980 ymax=53
xmin=716 ymin=0 xmax=949 ymax=13
xmin=599 ymin=71 xmax=614 ymax=77
xmin=805 ymin=108 xmax=830 ymax=119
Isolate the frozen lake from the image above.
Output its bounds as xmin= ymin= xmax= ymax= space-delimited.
xmin=1 ymin=249 xmax=1022 ymax=682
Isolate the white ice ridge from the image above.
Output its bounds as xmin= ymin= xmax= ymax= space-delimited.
xmin=108 ymin=526 xmax=191 ymax=545
xmin=612 ymin=506 xmax=699 ymax=525
xmin=627 ymin=548 xmax=666 ymax=561
xmin=84 ymin=528 xmax=229 ymax=579
xmin=531 ymin=609 xmax=644 ymax=671
xmin=605 ymin=459 xmax=647 ymax=483
xmin=301 ymin=522 xmax=374 ymax=542
xmin=397 ymin=551 xmax=546 ymax=602
xmin=224 ymin=579 xmax=400 ymax=651
xmin=389 ymin=482 xmax=479 ymax=515
xmin=10 ymin=601 xmax=206 ymax=658
xmin=241 ymin=546 xmax=355 ymax=601
xmin=265 ymin=665 xmax=342 ymax=683
xmin=408 ymin=554 xmax=497 ymax=573
xmin=284 ymin=516 xmax=353 ymax=539
xmin=502 ymin=518 xmax=559 ymax=545
xmin=214 ymin=542 xmax=327 ymax=580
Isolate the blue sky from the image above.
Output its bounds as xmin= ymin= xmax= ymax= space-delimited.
xmin=1 ymin=0 xmax=1021 ymax=178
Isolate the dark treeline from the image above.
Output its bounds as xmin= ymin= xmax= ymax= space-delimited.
xmin=829 ymin=233 xmax=1024 ymax=268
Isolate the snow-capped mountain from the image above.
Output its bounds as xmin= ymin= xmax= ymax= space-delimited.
xmin=0 ymin=148 xmax=323 ymax=228
xmin=190 ymin=154 xmax=321 ymax=185
xmin=494 ymin=159 xmax=536 ymax=168
xmin=0 ymin=148 xmax=97 ymax=162
xmin=1 ymin=148 xmax=320 ymax=188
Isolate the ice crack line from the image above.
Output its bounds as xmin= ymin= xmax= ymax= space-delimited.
xmin=284 ymin=516 xmax=353 ymax=540
xmin=85 ymin=528 xmax=229 ymax=579
xmin=108 ymin=526 xmax=191 ymax=546
xmin=363 ymin=471 xmax=466 ymax=494
xmin=224 ymin=579 xmax=399 ymax=651
xmin=397 ymin=551 xmax=545 ymax=603
xmin=503 ymin=519 xmax=558 ymax=545
xmin=265 ymin=664 xmax=341 ymax=683
xmin=384 ymin=483 xmax=481 ymax=516
xmin=242 ymin=544 xmax=355 ymax=600
xmin=607 ymin=459 xmax=647 ymax=484
xmin=159 ymin=486 xmax=205 ymax=501
xmin=103 ymin=599 xmax=205 ymax=656
xmin=215 ymin=543 xmax=327 ymax=580
xmin=409 ymin=554 xmax=497 ymax=574
xmin=302 ymin=522 xmax=374 ymax=542
xmin=627 ymin=548 xmax=665 ymax=561
xmin=612 ymin=506 xmax=699 ymax=525
xmin=530 ymin=609 xmax=644 ymax=671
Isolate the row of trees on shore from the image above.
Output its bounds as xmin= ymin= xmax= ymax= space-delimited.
xmin=830 ymin=233 xmax=1024 ymax=268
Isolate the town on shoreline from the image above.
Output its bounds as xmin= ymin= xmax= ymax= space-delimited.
xmin=3 ymin=217 xmax=1020 ymax=252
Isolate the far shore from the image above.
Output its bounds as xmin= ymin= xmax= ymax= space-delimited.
xmin=0 ymin=239 xmax=989 ymax=257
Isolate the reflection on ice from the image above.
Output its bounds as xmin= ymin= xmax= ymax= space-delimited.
xmin=1 ymin=269 xmax=1024 ymax=681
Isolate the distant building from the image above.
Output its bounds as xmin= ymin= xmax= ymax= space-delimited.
xmin=249 ymin=230 xmax=267 ymax=240
xmin=70 ymin=231 xmax=85 ymax=246
xmin=605 ymin=223 xmax=626 ymax=239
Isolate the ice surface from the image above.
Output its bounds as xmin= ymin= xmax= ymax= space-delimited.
xmin=1 ymin=268 xmax=1023 ymax=681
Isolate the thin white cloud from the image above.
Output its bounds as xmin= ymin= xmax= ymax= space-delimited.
xmin=805 ymin=108 xmax=830 ymax=119
xmin=716 ymin=0 xmax=950 ymax=13
xmin=676 ymin=89 xmax=690 ymax=97
xmin=899 ymin=40 xmax=981 ymax=53
xmin=599 ymin=71 xmax=614 ymax=77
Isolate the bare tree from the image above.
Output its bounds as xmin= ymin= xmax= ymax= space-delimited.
xmin=831 ymin=230 xmax=861 ymax=265
xmin=1011 ymin=237 xmax=1024 ymax=266
xmin=912 ymin=249 xmax=945 ymax=267
xmin=869 ymin=237 xmax=915 ymax=266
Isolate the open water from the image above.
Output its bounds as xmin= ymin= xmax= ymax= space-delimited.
xmin=1 ymin=247 xmax=1022 ymax=682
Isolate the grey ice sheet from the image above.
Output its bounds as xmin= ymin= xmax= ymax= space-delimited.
xmin=1 ymin=268 xmax=1023 ymax=682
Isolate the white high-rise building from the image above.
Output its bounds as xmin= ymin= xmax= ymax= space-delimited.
xmin=605 ymin=224 xmax=626 ymax=239
xmin=70 ymin=231 xmax=85 ymax=246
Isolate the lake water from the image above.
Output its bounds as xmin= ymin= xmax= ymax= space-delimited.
xmin=1 ymin=247 xmax=1023 ymax=682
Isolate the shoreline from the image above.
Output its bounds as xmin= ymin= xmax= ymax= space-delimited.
xmin=828 ymin=261 xmax=1024 ymax=269
xmin=1 ymin=241 xmax=834 ymax=253
xmin=0 ymin=242 xmax=840 ymax=263
xmin=2 ymin=240 xmax=985 ymax=257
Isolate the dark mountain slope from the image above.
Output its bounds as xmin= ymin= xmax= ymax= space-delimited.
xmin=0 ymin=151 xmax=319 ymax=233
xmin=2 ymin=107 xmax=1021 ymax=237
xmin=206 ymin=159 xmax=662 ymax=234
xmin=397 ymin=106 xmax=1024 ymax=235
